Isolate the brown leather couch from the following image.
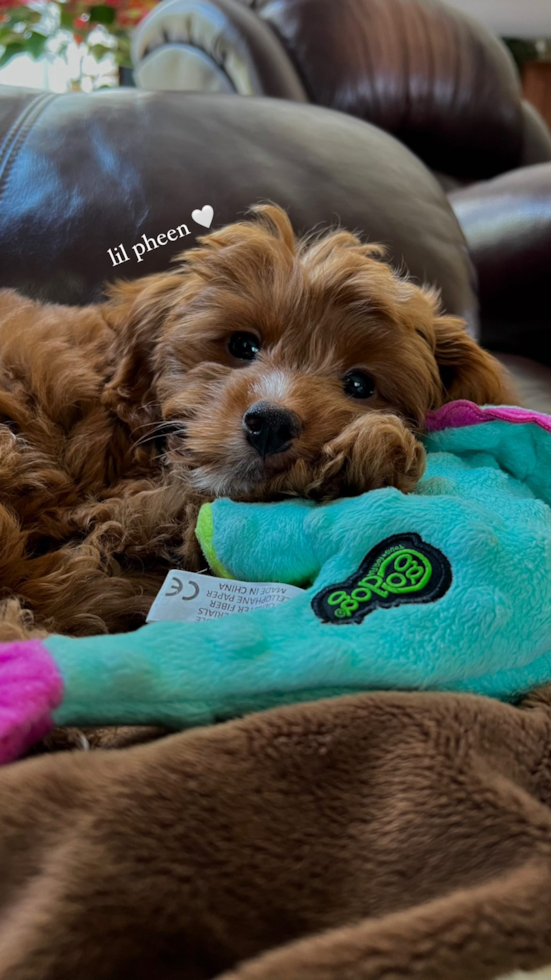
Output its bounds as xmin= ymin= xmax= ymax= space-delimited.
xmin=131 ymin=0 xmax=551 ymax=408
xmin=131 ymin=0 xmax=551 ymax=180
xmin=0 ymin=82 xmax=549 ymax=410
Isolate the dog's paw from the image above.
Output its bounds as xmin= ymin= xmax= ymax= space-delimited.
xmin=315 ymin=413 xmax=426 ymax=498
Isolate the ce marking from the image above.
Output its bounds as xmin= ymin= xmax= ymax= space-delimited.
xmin=165 ymin=576 xmax=200 ymax=601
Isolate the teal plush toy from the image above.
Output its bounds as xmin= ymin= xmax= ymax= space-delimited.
xmin=2 ymin=401 xmax=551 ymax=765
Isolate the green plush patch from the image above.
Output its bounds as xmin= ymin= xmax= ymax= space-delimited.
xmin=195 ymin=503 xmax=234 ymax=580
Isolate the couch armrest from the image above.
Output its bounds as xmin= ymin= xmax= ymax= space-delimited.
xmin=131 ymin=0 xmax=307 ymax=100
xmin=449 ymin=163 xmax=551 ymax=365
xmin=255 ymin=0 xmax=528 ymax=180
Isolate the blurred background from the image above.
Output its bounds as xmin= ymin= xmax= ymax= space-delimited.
xmin=0 ymin=0 xmax=153 ymax=91
xmin=0 ymin=0 xmax=549 ymax=130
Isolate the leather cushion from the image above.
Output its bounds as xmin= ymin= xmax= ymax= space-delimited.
xmin=0 ymin=86 xmax=477 ymax=332
xmin=497 ymin=354 xmax=551 ymax=414
xmin=450 ymin=163 xmax=551 ymax=365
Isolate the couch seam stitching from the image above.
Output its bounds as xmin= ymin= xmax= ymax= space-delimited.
xmin=0 ymin=93 xmax=58 ymax=206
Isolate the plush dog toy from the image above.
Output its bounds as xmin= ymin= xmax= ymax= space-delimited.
xmin=2 ymin=401 xmax=551 ymax=765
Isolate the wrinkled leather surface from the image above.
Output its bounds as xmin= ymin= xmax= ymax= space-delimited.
xmin=132 ymin=0 xmax=307 ymax=100
xmin=0 ymin=85 xmax=477 ymax=334
xmin=450 ymin=163 xmax=551 ymax=366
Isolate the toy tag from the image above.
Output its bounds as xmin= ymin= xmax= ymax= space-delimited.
xmin=146 ymin=570 xmax=304 ymax=624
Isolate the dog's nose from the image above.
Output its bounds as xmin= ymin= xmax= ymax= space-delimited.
xmin=243 ymin=401 xmax=301 ymax=458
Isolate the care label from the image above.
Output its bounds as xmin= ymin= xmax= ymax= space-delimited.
xmin=146 ymin=570 xmax=304 ymax=624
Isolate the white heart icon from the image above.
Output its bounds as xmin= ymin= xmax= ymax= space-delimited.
xmin=192 ymin=205 xmax=214 ymax=229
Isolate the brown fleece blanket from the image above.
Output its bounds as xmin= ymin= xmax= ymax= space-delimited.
xmin=2 ymin=689 xmax=551 ymax=980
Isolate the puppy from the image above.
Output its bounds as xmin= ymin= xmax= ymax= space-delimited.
xmin=0 ymin=204 xmax=512 ymax=640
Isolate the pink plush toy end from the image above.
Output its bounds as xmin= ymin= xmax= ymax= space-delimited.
xmin=426 ymin=401 xmax=551 ymax=434
xmin=0 ymin=640 xmax=64 ymax=765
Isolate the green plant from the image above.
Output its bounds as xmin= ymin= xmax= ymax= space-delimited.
xmin=0 ymin=3 xmax=47 ymax=68
xmin=0 ymin=0 xmax=155 ymax=78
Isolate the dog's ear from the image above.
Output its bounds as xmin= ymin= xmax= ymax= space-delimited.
xmin=102 ymin=272 xmax=184 ymax=429
xmin=433 ymin=314 xmax=515 ymax=407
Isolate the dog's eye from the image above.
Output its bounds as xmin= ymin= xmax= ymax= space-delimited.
xmin=228 ymin=332 xmax=261 ymax=361
xmin=343 ymin=370 xmax=376 ymax=399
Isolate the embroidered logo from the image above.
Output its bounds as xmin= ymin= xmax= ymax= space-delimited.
xmin=312 ymin=533 xmax=452 ymax=625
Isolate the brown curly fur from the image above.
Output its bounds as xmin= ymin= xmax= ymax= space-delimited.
xmin=0 ymin=205 xmax=513 ymax=640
